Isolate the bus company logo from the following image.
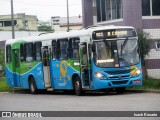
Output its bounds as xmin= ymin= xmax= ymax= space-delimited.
xmin=118 ymin=75 xmax=122 ymax=79
xmin=60 ymin=60 xmax=67 ymax=78
xmin=2 ymin=112 xmax=11 ymax=117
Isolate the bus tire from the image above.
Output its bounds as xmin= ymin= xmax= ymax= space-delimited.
xmin=74 ymin=76 xmax=84 ymax=96
xmin=29 ymin=77 xmax=38 ymax=94
xmin=115 ymin=87 xmax=126 ymax=94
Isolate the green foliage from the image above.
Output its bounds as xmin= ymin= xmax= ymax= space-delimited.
xmin=142 ymin=78 xmax=160 ymax=89
xmin=128 ymin=78 xmax=160 ymax=90
xmin=38 ymin=25 xmax=53 ymax=32
xmin=137 ymin=29 xmax=150 ymax=65
xmin=0 ymin=49 xmax=5 ymax=76
xmin=0 ymin=77 xmax=10 ymax=92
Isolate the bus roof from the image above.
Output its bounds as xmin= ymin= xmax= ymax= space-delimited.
xmin=5 ymin=26 xmax=135 ymax=45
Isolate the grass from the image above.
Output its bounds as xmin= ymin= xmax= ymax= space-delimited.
xmin=128 ymin=78 xmax=160 ymax=90
xmin=0 ymin=77 xmax=10 ymax=92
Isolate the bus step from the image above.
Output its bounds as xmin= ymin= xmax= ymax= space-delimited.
xmin=47 ymin=88 xmax=54 ymax=91
xmin=84 ymin=79 xmax=89 ymax=86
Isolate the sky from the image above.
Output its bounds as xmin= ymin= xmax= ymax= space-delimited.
xmin=0 ymin=0 xmax=82 ymax=21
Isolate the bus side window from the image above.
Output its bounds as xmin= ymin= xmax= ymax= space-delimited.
xmin=69 ymin=38 xmax=80 ymax=59
xmin=34 ymin=42 xmax=42 ymax=61
xmin=20 ymin=44 xmax=24 ymax=62
xmin=6 ymin=45 xmax=11 ymax=63
xmin=57 ymin=39 xmax=68 ymax=60
xmin=52 ymin=40 xmax=57 ymax=60
xmin=24 ymin=43 xmax=34 ymax=62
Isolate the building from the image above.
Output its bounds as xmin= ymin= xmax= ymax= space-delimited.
xmin=51 ymin=16 xmax=83 ymax=32
xmin=0 ymin=13 xmax=38 ymax=31
xmin=82 ymin=0 xmax=160 ymax=78
xmin=51 ymin=16 xmax=61 ymax=31
xmin=38 ymin=20 xmax=51 ymax=27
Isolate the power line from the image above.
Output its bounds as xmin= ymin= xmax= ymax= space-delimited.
xmin=1 ymin=0 xmax=81 ymax=7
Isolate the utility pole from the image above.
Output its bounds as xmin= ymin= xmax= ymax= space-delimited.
xmin=67 ymin=0 xmax=69 ymax=32
xmin=11 ymin=0 xmax=15 ymax=39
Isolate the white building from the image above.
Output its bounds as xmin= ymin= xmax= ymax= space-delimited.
xmin=51 ymin=16 xmax=83 ymax=32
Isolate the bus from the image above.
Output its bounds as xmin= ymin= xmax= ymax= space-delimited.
xmin=5 ymin=26 xmax=142 ymax=95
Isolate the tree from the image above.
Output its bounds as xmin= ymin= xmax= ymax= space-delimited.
xmin=38 ymin=25 xmax=53 ymax=32
xmin=137 ymin=29 xmax=151 ymax=78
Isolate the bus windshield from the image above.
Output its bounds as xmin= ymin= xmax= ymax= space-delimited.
xmin=94 ymin=38 xmax=140 ymax=67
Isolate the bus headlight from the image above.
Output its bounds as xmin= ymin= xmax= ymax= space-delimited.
xmin=95 ymin=72 xmax=105 ymax=79
xmin=131 ymin=69 xmax=141 ymax=77
xmin=136 ymin=69 xmax=141 ymax=75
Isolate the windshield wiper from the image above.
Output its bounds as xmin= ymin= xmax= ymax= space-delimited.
xmin=103 ymin=40 xmax=111 ymax=48
xmin=122 ymin=37 xmax=128 ymax=49
xmin=120 ymin=37 xmax=128 ymax=56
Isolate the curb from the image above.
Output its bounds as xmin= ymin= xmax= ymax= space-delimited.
xmin=1 ymin=89 xmax=160 ymax=94
xmin=126 ymin=89 xmax=160 ymax=93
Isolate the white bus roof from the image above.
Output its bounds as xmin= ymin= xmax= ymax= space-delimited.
xmin=5 ymin=26 xmax=135 ymax=45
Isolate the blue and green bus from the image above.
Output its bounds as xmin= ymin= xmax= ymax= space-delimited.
xmin=5 ymin=26 xmax=142 ymax=95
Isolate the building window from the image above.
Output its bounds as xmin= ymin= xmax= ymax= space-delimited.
xmin=96 ymin=0 xmax=101 ymax=22
xmin=142 ymin=0 xmax=160 ymax=16
xmin=152 ymin=0 xmax=160 ymax=15
xmin=0 ymin=22 xmax=2 ymax=27
xmin=106 ymin=0 xmax=111 ymax=20
xmin=0 ymin=20 xmax=17 ymax=27
xmin=142 ymin=0 xmax=150 ymax=16
xmin=96 ymin=0 xmax=123 ymax=22
xmin=155 ymin=41 xmax=160 ymax=50
xmin=102 ymin=0 xmax=106 ymax=21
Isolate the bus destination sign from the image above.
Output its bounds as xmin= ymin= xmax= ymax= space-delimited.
xmin=92 ymin=29 xmax=136 ymax=40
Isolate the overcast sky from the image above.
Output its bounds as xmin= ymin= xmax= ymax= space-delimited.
xmin=0 ymin=0 xmax=82 ymax=21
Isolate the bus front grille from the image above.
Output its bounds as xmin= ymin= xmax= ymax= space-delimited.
xmin=108 ymin=75 xmax=130 ymax=80
xmin=105 ymin=70 xmax=131 ymax=80
xmin=105 ymin=70 xmax=131 ymax=75
xmin=111 ymin=80 xmax=128 ymax=85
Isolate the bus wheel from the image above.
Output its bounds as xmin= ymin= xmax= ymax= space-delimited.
xmin=115 ymin=87 xmax=126 ymax=94
xmin=74 ymin=76 xmax=84 ymax=96
xmin=29 ymin=77 xmax=38 ymax=94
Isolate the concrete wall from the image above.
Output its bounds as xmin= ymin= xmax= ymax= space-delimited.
xmin=60 ymin=25 xmax=83 ymax=31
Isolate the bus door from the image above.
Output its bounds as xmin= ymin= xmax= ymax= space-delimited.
xmin=79 ymin=42 xmax=90 ymax=87
xmin=42 ymin=46 xmax=51 ymax=88
xmin=13 ymin=49 xmax=21 ymax=86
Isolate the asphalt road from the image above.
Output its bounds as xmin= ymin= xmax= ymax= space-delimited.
xmin=0 ymin=90 xmax=160 ymax=120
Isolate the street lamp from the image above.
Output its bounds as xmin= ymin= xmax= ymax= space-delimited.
xmin=67 ymin=0 xmax=69 ymax=32
xmin=11 ymin=0 xmax=15 ymax=39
